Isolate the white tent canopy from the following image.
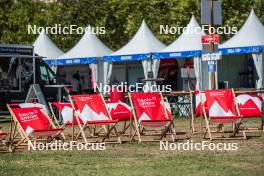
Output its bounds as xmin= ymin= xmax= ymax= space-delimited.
xmin=104 ymin=20 xmax=166 ymax=62
xmin=50 ymin=27 xmax=113 ymax=66
xmin=33 ymin=31 xmax=64 ymax=60
xmin=103 ymin=20 xmax=166 ymax=86
xmin=46 ymin=27 xmax=113 ymax=86
xmin=220 ymin=9 xmax=264 ymax=89
xmin=153 ymin=15 xmax=207 ymax=90
xmin=154 ymin=15 xmax=205 ymax=59
xmin=220 ymin=9 xmax=264 ymax=52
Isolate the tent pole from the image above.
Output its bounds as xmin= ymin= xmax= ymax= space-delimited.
xmin=33 ymin=47 xmax=36 ymax=84
xmin=209 ymin=0 xmax=214 ymax=90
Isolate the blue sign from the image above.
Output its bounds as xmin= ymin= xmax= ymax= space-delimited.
xmin=104 ymin=53 xmax=151 ymax=62
xmin=219 ymin=45 xmax=263 ymax=55
xmin=208 ymin=63 xmax=216 ymax=72
xmin=45 ymin=57 xmax=97 ymax=66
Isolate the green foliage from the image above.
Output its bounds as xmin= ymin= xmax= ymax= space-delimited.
xmin=0 ymin=0 xmax=263 ymax=51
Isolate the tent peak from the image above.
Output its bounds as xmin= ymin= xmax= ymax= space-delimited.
xmin=33 ymin=31 xmax=64 ymax=59
xmin=40 ymin=29 xmax=45 ymax=34
xmin=249 ymin=8 xmax=257 ymax=18
xmin=155 ymin=15 xmax=205 ymax=57
xmin=188 ymin=15 xmax=200 ymax=28
xmin=220 ymin=8 xmax=264 ymax=49
xmin=140 ymin=20 xmax=147 ymax=28
xmin=104 ymin=18 xmax=166 ymax=61
xmin=84 ymin=25 xmax=93 ymax=34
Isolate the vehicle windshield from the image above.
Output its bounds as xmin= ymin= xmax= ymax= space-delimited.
xmin=0 ymin=57 xmax=33 ymax=92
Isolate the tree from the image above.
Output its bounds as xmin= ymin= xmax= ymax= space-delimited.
xmin=0 ymin=0 xmax=263 ymax=51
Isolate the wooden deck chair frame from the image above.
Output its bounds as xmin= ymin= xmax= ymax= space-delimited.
xmin=49 ymin=102 xmax=77 ymax=141
xmin=201 ymin=89 xmax=246 ymax=140
xmin=68 ymin=94 xmax=121 ymax=144
xmin=128 ymin=92 xmax=176 ymax=143
xmin=190 ymin=90 xmax=208 ymax=134
xmin=234 ymin=91 xmax=264 ymax=135
xmin=189 ymin=91 xmax=198 ymax=134
xmin=106 ymin=91 xmax=132 ymax=135
xmin=106 ymin=100 xmax=133 ymax=137
xmin=0 ymin=125 xmax=8 ymax=152
xmin=7 ymin=104 xmax=65 ymax=152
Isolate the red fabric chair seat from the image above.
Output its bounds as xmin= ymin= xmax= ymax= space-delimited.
xmin=31 ymin=128 xmax=63 ymax=137
xmin=0 ymin=132 xmax=7 ymax=140
xmin=87 ymin=120 xmax=118 ymax=125
xmin=210 ymin=115 xmax=241 ymax=119
xmin=141 ymin=119 xmax=171 ymax=127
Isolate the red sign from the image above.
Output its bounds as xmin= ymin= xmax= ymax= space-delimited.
xmin=202 ymin=34 xmax=219 ymax=44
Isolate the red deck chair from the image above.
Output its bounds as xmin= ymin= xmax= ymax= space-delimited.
xmin=128 ymin=92 xmax=176 ymax=142
xmin=49 ymin=102 xmax=84 ymax=140
xmin=195 ymin=91 xmax=208 ymax=117
xmin=49 ymin=102 xmax=84 ymax=125
xmin=69 ymin=94 xmax=121 ymax=143
xmin=106 ymin=88 xmax=132 ymax=134
xmin=108 ymin=87 xmax=126 ymax=103
xmin=49 ymin=102 xmax=80 ymax=125
xmin=236 ymin=93 xmax=263 ymax=132
xmin=202 ymin=89 xmax=246 ymax=140
xmin=190 ymin=91 xmax=209 ymax=133
xmin=7 ymin=105 xmax=64 ymax=151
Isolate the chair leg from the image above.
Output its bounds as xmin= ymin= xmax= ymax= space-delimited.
xmin=113 ymin=125 xmax=121 ymax=143
xmin=232 ymin=122 xmax=247 ymax=139
xmin=134 ymin=123 xmax=142 ymax=143
xmin=204 ymin=117 xmax=212 ymax=140
xmin=171 ymin=122 xmax=177 ymax=141
xmin=101 ymin=123 xmax=119 ymax=143
xmin=80 ymin=125 xmax=88 ymax=143
xmin=160 ymin=123 xmax=172 ymax=141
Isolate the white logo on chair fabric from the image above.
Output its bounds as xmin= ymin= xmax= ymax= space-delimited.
xmin=106 ymin=101 xmax=131 ymax=111
xmin=139 ymin=112 xmax=151 ymax=122
xmin=19 ymin=103 xmax=47 ymax=113
xmin=209 ymin=101 xmax=235 ymax=117
xmin=80 ymin=105 xmax=109 ymax=122
xmin=25 ymin=126 xmax=34 ymax=134
xmin=236 ymin=95 xmax=262 ymax=110
xmin=61 ymin=106 xmax=74 ymax=123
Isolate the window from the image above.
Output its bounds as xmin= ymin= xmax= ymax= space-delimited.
xmin=39 ymin=61 xmax=56 ymax=84
xmin=0 ymin=57 xmax=21 ymax=92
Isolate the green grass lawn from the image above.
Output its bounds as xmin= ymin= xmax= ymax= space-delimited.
xmin=0 ymin=118 xmax=263 ymax=176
